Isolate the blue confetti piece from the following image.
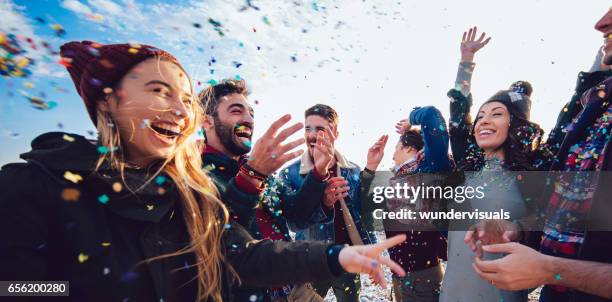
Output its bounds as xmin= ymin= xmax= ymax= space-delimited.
xmin=98 ymin=194 xmax=109 ymax=204
xmin=155 ymin=175 xmax=166 ymax=185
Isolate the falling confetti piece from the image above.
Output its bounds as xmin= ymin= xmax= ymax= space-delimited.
xmin=98 ymin=194 xmax=110 ymax=204
xmin=155 ymin=175 xmax=166 ymax=185
xmin=146 ymin=204 xmax=154 ymax=211
xmin=61 ymin=188 xmax=80 ymax=201
xmin=63 ymin=134 xmax=75 ymax=142
xmin=262 ymin=16 xmax=271 ymax=25
xmin=64 ymin=171 xmax=83 ymax=183
xmin=98 ymin=146 xmax=110 ymax=154
xmin=58 ymin=57 xmax=72 ymax=68
xmin=112 ymin=182 xmax=122 ymax=192
xmin=50 ymin=24 xmax=66 ymax=37
xmin=78 ymin=253 xmax=89 ymax=263
xmin=101 ymin=242 xmax=111 ymax=247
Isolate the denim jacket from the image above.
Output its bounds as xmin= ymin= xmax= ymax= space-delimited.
xmin=280 ymin=151 xmax=374 ymax=244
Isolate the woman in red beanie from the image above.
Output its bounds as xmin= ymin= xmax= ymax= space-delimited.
xmin=0 ymin=41 xmax=405 ymax=302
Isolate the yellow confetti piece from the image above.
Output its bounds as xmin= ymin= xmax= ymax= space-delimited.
xmin=17 ymin=57 xmax=30 ymax=68
xmin=61 ymin=188 xmax=80 ymax=201
xmin=64 ymin=171 xmax=83 ymax=183
xmin=101 ymin=242 xmax=111 ymax=247
xmin=103 ymin=87 xmax=113 ymax=94
xmin=78 ymin=253 xmax=89 ymax=263
xmin=112 ymin=182 xmax=122 ymax=192
xmin=62 ymin=134 xmax=75 ymax=142
xmin=563 ymin=107 xmax=568 ymax=112
xmin=23 ymin=82 xmax=34 ymax=89
xmin=146 ymin=204 xmax=154 ymax=211
xmin=128 ymin=48 xmax=139 ymax=54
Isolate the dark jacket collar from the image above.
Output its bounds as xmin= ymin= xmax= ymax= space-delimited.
xmin=20 ymin=132 xmax=177 ymax=222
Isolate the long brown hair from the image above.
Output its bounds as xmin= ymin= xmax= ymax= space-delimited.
xmin=95 ymin=56 xmax=233 ymax=302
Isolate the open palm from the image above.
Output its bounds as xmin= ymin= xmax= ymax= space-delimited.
xmin=461 ymin=26 xmax=491 ymax=61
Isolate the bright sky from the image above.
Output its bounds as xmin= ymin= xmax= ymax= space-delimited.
xmin=1 ymin=0 xmax=610 ymax=169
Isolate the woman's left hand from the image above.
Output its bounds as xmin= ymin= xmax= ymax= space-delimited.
xmin=464 ymin=220 xmax=520 ymax=257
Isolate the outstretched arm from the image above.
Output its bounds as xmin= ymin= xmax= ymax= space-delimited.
xmin=225 ymin=221 xmax=406 ymax=289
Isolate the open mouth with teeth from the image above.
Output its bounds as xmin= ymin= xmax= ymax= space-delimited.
xmin=148 ymin=122 xmax=182 ymax=145
xmin=477 ymin=128 xmax=497 ymax=138
xmin=234 ymin=124 xmax=253 ymax=145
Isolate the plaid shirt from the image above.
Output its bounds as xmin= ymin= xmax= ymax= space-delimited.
xmin=541 ymin=79 xmax=612 ymax=300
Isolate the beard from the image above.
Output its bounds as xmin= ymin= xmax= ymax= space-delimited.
xmin=213 ymin=115 xmax=252 ymax=156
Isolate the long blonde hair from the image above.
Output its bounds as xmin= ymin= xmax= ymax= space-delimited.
xmin=94 ymin=57 xmax=233 ymax=302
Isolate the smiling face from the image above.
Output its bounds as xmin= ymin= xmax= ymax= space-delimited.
xmin=100 ymin=58 xmax=193 ymax=167
xmin=304 ymin=114 xmax=337 ymax=157
xmin=595 ymin=8 xmax=612 ymax=66
xmin=474 ymin=101 xmax=511 ymax=154
xmin=203 ymin=93 xmax=254 ymax=156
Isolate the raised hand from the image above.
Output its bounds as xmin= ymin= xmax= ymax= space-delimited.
xmin=322 ymin=176 xmax=349 ymax=208
xmin=247 ymin=114 xmax=305 ymax=176
xmin=312 ymin=127 xmax=335 ymax=177
xmin=395 ymin=119 xmax=411 ymax=134
xmin=461 ymin=26 xmax=491 ymax=62
xmin=339 ymin=234 xmax=407 ymax=289
xmin=366 ymin=134 xmax=389 ymax=171
xmin=464 ymin=219 xmax=521 ymax=258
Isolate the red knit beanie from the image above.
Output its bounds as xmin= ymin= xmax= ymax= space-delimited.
xmin=59 ymin=41 xmax=182 ymax=125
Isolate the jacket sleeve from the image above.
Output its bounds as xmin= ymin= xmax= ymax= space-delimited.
xmin=454 ymin=61 xmax=476 ymax=97
xmin=223 ymin=221 xmax=341 ymax=287
xmin=409 ymin=106 xmax=451 ymax=172
xmin=278 ymin=171 xmax=329 ymax=229
xmin=0 ymin=164 xmax=50 ymax=280
xmin=447 ymin=89 xmax=475 ymax=164
xmin=546 ymin=70 xmax=612 ymax=152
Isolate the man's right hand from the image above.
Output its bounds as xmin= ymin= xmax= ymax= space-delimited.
xmin=323 ymin=176 xmax=349 ymax=208
xmin=247 ymin=114 xmax=305 ymax=176
xmin=460 ymin=26 xmax=491 ymax=62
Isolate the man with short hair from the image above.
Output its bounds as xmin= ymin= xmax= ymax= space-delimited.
xmin=199 ymin=79 xmax=334 ymax=301
xmin=281 ymin=104 xmax=387 ymax=301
